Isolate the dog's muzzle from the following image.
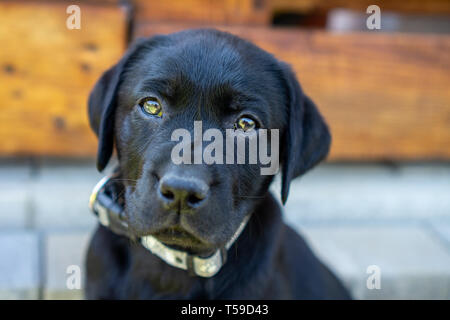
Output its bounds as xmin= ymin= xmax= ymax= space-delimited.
xmin=89 ymin=172 xmax=251 ymax=278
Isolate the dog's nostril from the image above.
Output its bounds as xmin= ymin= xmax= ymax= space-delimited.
xmin=187 ymin=193 xmax=205 ymax=206
xmin=158 ymin=175 xmax=209 ymax=210
xmin=161 ymin=189 xmax=175 ymax=201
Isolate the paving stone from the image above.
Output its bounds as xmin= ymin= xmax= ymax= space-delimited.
xmin=298 ymin=225 xmax=450 ymax=299
xmin=0 ymin=231 xmax=40 ymax=299
xmin=0 ymin=187 xmax=30 ymax=229
xmin=429 ymin=222 xmax=450 ymax=249
xmin=2 ymin=162 xmax=450 ymax=300
xmin=0 ymin=165 xmax=33 ymax=228
xmin=33 ymin=165 xmax=102 ymax=230
xmin=44 ymin=230 xmax=93 ymax=299
xmin=0 ymin=163 xmax=32 ymax=181
xmin=275 ymin=163 xmax=450 ymax=224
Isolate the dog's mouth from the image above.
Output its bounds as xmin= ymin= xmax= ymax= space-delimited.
xmin=152 ymin=226 xmax=214 ymax=256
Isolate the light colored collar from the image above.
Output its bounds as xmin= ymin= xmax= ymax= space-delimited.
xmin=141 ymin=214 xmax=250 ymax=277
xmin=89 ymin=174 xmax=251 ymax=278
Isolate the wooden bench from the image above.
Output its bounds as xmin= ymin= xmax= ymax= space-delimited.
xmin=0 ymin=0 xmax=449 ymax=160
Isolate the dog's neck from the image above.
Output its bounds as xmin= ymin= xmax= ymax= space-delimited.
xmin=122 ymin=192 xmax=283 ymax=299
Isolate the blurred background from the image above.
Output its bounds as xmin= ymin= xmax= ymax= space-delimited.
xmin=0 ymin=0 xmax=449 ymax=299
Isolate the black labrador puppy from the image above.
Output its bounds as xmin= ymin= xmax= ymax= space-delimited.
xmin=85 ymin=29 xmax=351 ymax=299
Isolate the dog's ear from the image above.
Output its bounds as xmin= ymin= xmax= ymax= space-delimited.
xmin=88 ymin=39 xmax=147 ymax=172
xmin=279 ymin=63 xmax=331 ymax=204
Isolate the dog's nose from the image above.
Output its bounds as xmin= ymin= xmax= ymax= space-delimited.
xmin=158 ymin=175 xmax=209 ymax=211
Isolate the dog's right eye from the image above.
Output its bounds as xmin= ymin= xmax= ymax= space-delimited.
xmin=139 ymin=97 xmax=163 ymax=118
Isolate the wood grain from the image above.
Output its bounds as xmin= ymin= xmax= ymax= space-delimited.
xmin=271 ymin=0 xmax=450 ymax=14
xmin=133 ymin=0 xmax=271 ymax=25
xmin=135 ymin=24 xmax=450 ymax=161
xmin=0 ymin=1 xmax=127 ymax=157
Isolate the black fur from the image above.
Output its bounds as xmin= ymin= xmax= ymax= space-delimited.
xmin=85 ymin=29 xmax=350 ymax=299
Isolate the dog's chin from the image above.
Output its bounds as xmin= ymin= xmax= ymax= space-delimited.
xmin=152 ymin=227 xmax=217 ymax=256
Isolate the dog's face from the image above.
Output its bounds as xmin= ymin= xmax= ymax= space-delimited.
xmin=88 ymin=29 xmax=330 ymax=255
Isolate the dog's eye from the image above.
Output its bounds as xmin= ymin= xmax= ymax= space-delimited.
xmin=235 ymin=116 xmax=256 ymax=132
xmin=139 ymin=97 xmax=163 ymax=118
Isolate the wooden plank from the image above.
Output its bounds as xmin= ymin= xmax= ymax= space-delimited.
xmin=135 ymin=24 xmax=450 ymax=161
xmin=271 ymin=0 xmax=450 ymax=14
xmin=2 ymin=11 xmax=449 ymax=160
xmin=133 ymin=0 xmax=271 ymax=25
xmin=0 ymin=1 xmax=127 ymax=157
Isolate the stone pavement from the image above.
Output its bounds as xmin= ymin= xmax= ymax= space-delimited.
xmin=0 ymin=160 xmax=449 ymax=299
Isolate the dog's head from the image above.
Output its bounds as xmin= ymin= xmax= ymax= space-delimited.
xmin=88 ymin=29 xmax=330 ymax=255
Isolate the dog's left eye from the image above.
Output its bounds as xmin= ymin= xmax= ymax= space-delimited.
xmin=235 ymin=116 xmax=256 ymax=132
xmin=139 ymin=97 xmax=163 ymax=118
